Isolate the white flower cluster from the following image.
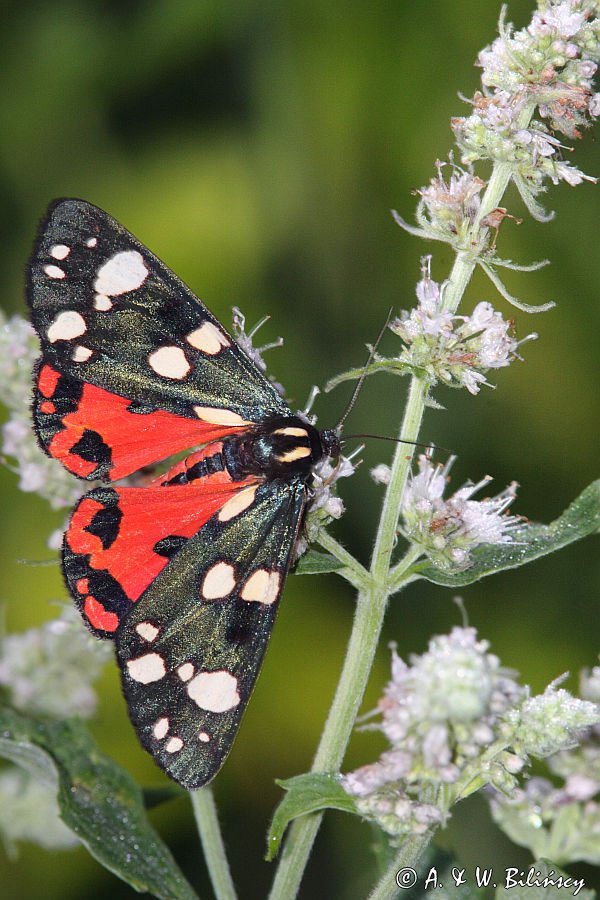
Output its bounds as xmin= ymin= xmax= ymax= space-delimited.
xmin=455 ymin=0 xmax=599 ymax=193
xmin=0 ymin=768 xmax=79 ymax=853
xmin=0 ymin=311 xmax=83 ymax=513
xmin=400 ymin=454 xmax=521 ymax=570
xmin=0 ymin=605 xmax=111 ymax=719
xmin=390 ymin=263 xmax=532 ymax=394
xmin=295 ymin=454 xmax=355 ymax=558
xmin=490 ymin=665 xmax=600 ymax=864
xmin=343 ymin=628 xmax=600 ymax=839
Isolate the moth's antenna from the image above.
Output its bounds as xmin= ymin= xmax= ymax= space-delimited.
xmin=335 ymin=309 xmax=393 ymax=432
xmin=341 ymin=433 xmax=447 ymax=454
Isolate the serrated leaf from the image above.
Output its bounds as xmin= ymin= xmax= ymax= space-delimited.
xmin=418 ymin=480 xmax=600 ymax=587
xmin=495 ymin=859 xmax=594 ymax=900
xmin=266 ymin=772 xmax=357 ymax=860
xmin=294 ymin=549 xmax=345 ymax=574
xmin=0 ymin=707 xmax=198 ymax=900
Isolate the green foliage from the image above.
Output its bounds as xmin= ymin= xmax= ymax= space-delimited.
xmin=0 ymin=708 xmax=197 ymax=900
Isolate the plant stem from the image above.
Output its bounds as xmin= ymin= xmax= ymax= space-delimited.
xmin=367 ymin=832 xmax=433 ymax=900
xmin=191 ymin=788 xmax=237 ymax=900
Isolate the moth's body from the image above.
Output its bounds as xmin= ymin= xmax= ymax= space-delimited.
xmin=27 ymin=199 xmax=340 ymax=789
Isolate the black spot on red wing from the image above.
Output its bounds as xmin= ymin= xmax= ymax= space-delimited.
xmin=71 ymin=429 xmax=112 ymax=470
xmin=153 ymin=535 xmax=189 ymax=559
xmin=83 ymin=501 xmax=123 ymax=550
xmin=62 ymin=552 xmax=132 ymax=633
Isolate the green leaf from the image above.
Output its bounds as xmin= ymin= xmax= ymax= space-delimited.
xmin=324 ymin=358 xmax=417 ymax=393
xmin=0 ymin=707 xmax=199 ymax=900
xmin=294 ymin=549 xmax=345 ymax=574
xmin=418 ymin=480 xmax=600 ymax=587
xmin=495 ymin=859 xmax=594 ymax=900
xmin=266 ymin=772 xmax=357 ymax=861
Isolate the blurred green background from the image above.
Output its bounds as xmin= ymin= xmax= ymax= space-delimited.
xmin=0 ymin=1 xmax=598 ymax=897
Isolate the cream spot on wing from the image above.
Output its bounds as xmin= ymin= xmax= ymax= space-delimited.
xmin=148 ymin=346 xmax=191 ymax=380
xmin=165 ymin=736 xmax=184 ymax=753
xmin=72 ymin=345 xmax=93 ymax=362
xmin=187 ymin=670 xmax=240 ymax=713
xmin=201 ymin=561 xmax=236 ymax=600
xmin=273 ymin=426 xmax=309 ymax=438
xmin=276 ymin=446 xmax=312 ymax=463
xmin=50 ymin=244 xmax=70 ymax=260
xmin=240 ymin=569 xmax=281 ymax=606
xmin=177 ymin=662 xmax=195 ymax=682
xmin=135 ymin=621 xmax=160 ymax=642
xmin=94 ymin=250 xmax=148 ymax=296
xmin=186 ymin=321 xmax=231 ymax=355
xmin=47 ymin=310 xmax=87 ymax=343
xmin=198 ymin=731 xmax=211 ymax=743
xmin=193 ymin=406 xmax=250 ymax=426
xmin=217 ymin=485 xmax=258 ymax=523
xmin=94 ymin=294 xmax=113 ymax=311
xmin=44 ymin=264 xmax=66 ymax=280
xmin=126 ymin=652 xmax=166 ymax=684
xmin=86 ymin=237 xmax=98 ymax=248
xmin=153 ymin=717 xmax=170 ymax=740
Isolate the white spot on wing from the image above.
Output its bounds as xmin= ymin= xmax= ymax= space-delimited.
xmin=126 ymin=652 xmax=166 ymax=684
xmin=72 ymin=345 xmax=93 ymax=362
xmin=148 ymin=346 xmax=191 ymax=380
xmin=240 ymin=569 xmax=281 ymax=605
xmin=186 ymin=321 xmax=230 ymax=355
xmin=165 ymin=736 xmax=184 ymax=753
xmin=187 ymin=670 xmax=240 ymax=713
xmin=93 ymin=250 xmax=148 ymax=296
xmin=201 ymin=561 xmax=236 ymax=600
xmin=94 ymin=294 xmax=113 ymax=311
xmin=218 ymin=485 xmax=258 ymax=523
xmin=153 ymin=717 xmax=169 ymax=740
xmin=44 ymin=264 xmax=66 ymax=280
xmin=198 ymin=731 xmax=211 ymax=743
xmin=86 ymin=237 xmax=98 ymax=248
xmin=193 ymin=406 xmax=250 ymax=427
xmin=47 ymin=310 xmax=87 ymax=343
xmin=177 ymin=662 xmax=195 ymax=682
xmin=136 ymin=621 xmax=160 ymax=642
xmin=50 ymin=244 xmax=70 ymax=260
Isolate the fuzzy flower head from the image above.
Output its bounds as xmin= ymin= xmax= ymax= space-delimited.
xmin=342 ymin=628 xmax=526 ymax=836
xmin=413 ymin=161 xmax=486 ymax=247
xmin=489 ymin=669 xmax=600 ymax=866
xmin=389 ymin=259 xmax=530 ymax=394
xmin=400 ymin=454 xmax=521 ymax=570
xmin=0 ymin=605 xmax=111 ymax=719
xmin=295 ymin=452 xmax=355 ymax=558
xmin=343 ymin=630 xmax=600 ymax=839
xmin=454 ymin=0 xmax=600 ymax=194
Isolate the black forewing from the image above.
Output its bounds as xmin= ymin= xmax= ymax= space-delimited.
xmin=27 ymin=199 xmax=289 ymax=422
xmin=114 ymin=478 xmax=306 ymax=789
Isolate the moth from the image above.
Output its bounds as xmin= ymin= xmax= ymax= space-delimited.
xmin=28 ymin=199 xmax=340 ymax=789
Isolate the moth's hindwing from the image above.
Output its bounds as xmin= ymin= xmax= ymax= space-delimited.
xmin=114 ymin=479 xmax=305 ymax=790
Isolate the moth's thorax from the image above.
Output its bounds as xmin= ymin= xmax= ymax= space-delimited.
xmin=223 ymin=415 xmax=338 ymax=481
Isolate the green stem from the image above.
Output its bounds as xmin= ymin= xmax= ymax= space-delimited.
xmin=191 ymin=788 xmax=237 ymax=900
xmin=367 ymin=832 xmax=433 ymax=900
xmin=316 ymin=529 xmax=371 ymax=589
